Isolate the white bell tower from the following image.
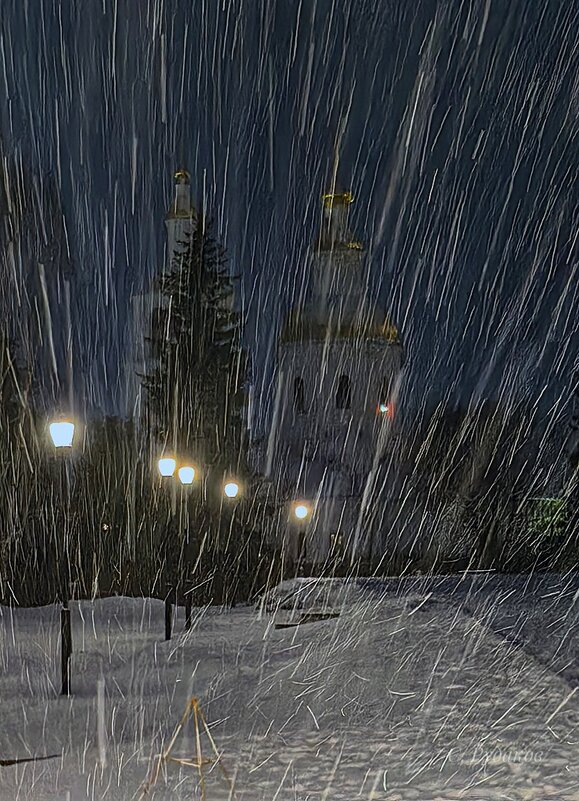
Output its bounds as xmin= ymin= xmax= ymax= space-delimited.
xmin=268 ymin=185 xmax=404 ymax=566
xmin=165 ymin=169 xmax=195 ymax=262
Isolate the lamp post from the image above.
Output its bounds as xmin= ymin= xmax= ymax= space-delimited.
xmin=291 ymin=501 xmax=311 ymax=574
xmin=177 ymin=465 xmax=195 ymax=631
xmin=219 ymin=478 xmax=242 ymax=606
xmin=157 ymin=458 xmax=198 ymax=639
xmin=49 ymin=419 xmax=75 ymax=696
xmin=157 ymin=456 xmax=177 ymax=640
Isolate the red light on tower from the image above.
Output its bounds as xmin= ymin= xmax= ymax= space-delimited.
xmin=377 ymin=401 xmax=394 ymax=419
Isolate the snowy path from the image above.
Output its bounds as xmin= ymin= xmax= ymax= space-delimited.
xmin=0 ymin=576 xmax=577 ymax=800
xmin=457 ymin=574 xmax=579 ymax=690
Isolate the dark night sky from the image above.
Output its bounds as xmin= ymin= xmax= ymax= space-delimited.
xmin=0 ymin=0 xmax=577 ymax=431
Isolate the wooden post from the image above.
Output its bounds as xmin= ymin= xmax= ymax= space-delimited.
xmin=185 ymin=590 xmax=192 ymax=630
xmin=97 ymin=675 xmax=107 ymax=768
xmin=164 ymin=594 xmax=172 ymax=641
xmin=60 ymin=604 xmax=72 ymax=696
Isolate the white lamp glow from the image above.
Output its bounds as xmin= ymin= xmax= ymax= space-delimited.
xmin=49 ymin=421 xmax=75 ymax=448
xmin=158 ymin=457 xmax=177 ymax=477
xmin=223 ymin=481 xmax=240 ymax=499
xmin=178 ymin=465 xmax=196 ymax=485
xmin=293 ymin=503 xmax=310 ymax=520
xmin=378 ymin=402 xmax=389 ymax=414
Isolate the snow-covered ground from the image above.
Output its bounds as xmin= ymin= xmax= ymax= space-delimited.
xmin=0 ymin=573 xmax=577 ymax=800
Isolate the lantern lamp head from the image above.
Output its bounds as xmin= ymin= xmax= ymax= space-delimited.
xmin=224 ymin=480 xmax=240 ymax=499
xmin=178 ymin=465 xmax=196 ymax=485
xmin=293 ymin=502 xmax=310 ymax=521
xmin=49 ymin=420 xmax=75 ymax=448
xmin=158 ymin=457 xmax=177 ymax=477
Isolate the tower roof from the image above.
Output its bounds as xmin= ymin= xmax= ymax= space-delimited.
xmin=166 ymin=167 xmax=195 ymax=220
xmin=174 ymin=168 xmax=190 ymax=184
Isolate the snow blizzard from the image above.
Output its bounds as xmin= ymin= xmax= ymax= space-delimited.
xmin=0 ymin=2 xmax=578 ymax=801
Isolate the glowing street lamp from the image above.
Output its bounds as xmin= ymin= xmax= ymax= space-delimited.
xmin=158 ymin=456 xmax=177 ymax=478
xmin=293 ymin=502 xmax=310 ymax=521
xmin=223 ymin=480 xmax=240 ymax=499
xmin=178 ymin=465 xmax=196 ymax=485
xmin=49 ymin=420 xmax=75 ymax=448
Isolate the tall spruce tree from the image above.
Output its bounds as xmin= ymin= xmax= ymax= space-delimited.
xmin=141 ymin=211 xmax=252 ymax=604
xmin=143 ymin=210 xmax=246 ymax=476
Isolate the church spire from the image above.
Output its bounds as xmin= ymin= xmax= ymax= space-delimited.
xmin=316 ymin=180 xmax=362 ymax=252
xmin=168 ymin=168 xmax=194 ymax=219
xmin=316 ymin=125 xmax=362 ymax=251
xmin=165 ymin=168 xmax=195 ymax=265
xmin=321 ymin=187 xmax=354 ymax=245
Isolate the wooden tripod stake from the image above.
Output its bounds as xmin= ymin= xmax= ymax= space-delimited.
xmin=140 ymin=697 xmax=234 ymax=801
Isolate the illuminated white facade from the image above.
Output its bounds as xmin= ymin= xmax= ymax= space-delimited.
xmin=267 ymin=189 xmax=404 ymax=564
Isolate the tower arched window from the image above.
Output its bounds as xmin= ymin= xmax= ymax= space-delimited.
xmin=293 ymin=376 xmax=306 ymax=414
xmin=336 ymin=374 xmax=351 ymax=410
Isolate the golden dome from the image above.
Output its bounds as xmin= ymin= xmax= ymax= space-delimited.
xmin=280 ymin=309 xmax=400 ymax=344
xmin=322 ymin=190 xmax=353 ymax=208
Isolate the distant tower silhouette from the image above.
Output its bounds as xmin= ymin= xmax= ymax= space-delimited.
xmin=125 ymin=168 xmax=196 ymax=422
